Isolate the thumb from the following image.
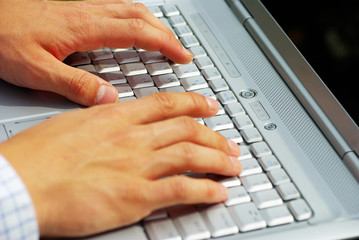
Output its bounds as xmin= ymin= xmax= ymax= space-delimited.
xmin=50 ymin=60 xmax=118 ymax=106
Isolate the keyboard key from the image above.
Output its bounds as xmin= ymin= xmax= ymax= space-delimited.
xmin=250 ymin=188 xmax=283 ymax=209
xmin=208 ymin=175 xmax=241 ymax=188
xmin=112 ymin=47 xmax=134 ymax=52
xmin=77 ymin=64 xmax=97 ymax=75
xmin=258 ymin=155 xmax=281 ymax=171
xmin=174 ymin=25 xmax=192 ymax=37
xmin=260 ymin=205 xmax=294 ymax=227
xmin=225 ymin=186 xmax=251 ymax=206
xmin=99 ymin=71 xmax=126 ymax=85
xmin=216 ymin=90 xmax=237 ymax=105
xmin=287 ymin=199 xmax=312 ymax=221
xmin=239 ymin=158 xmax=262 ymax=177
xmin=65 ymin=52 xmax=90 ymax=66
xmin=88 ymin=47 xmax=113 ymax=61
xmin=241 ymin=128 xmax=263 ymax=143
xmin=218 ymin=129 xmax=243 ymax=143
xmin=161 ymin=4 xmax=180 ymax=17
xmin=250 ymin=141 xmax=272 ymax=157
xmin=160 ymin=86 xmax=186 ymax=93
xmin=169 ymin=206 xmax=210 ymax=240
xmin=180 ymin=76 xmax=208 ymax=91
xmin=146 ymin=62 xmax=173 ymax=76
xmin=276 ymin=182 xmax=300 ymax=201
xmin=118 ymin=96 xmax=136 ymax=102
xmin=189 ymin=46 xmax=207 ymax=58
xmin=224 ymin=102 xmax=246 ymax=117
xmin=114 ymin=84 xmax=134 ymax=98
xmin=153 ymin=74 xmax=180 ymax=88
xmin=200 ymin=204 xmax=239 ymax=238
xmin=145 ymin=218 xmax=181 ymax=240
xmin=268 ymin=168 xmax=291 ymax=186
xmin=194 ymin=56 xmax=214 ymax=69
xmin=114 ymin=50 xmax=140 ymax=64
xmin=193 ymin=88 xmax=216 ymax=99
xmin=229 ymin=202 xmax=266 ymax=232
xmin=241 ymin=173 xmax=272 ymax=193
xmin=144 ymin=208 xmax=168 ymax=221
xmin=133 ymin=87 xmax=159 ymax=98
xmin=209 ymin=78 xmax=229 ymax=92
xmin=233 ymin=115 xmax=254 ymax=130
xmin=204 ymin=115 xmax=234 ymax=131
xmin=173 ymin=63 xmax=200 ymax=78
xmin=93 ymin=59 xmax=120 ymax=73
xmin=127 ymin=74 xmax=154 ymax=89
xmin=121 ymin=62 xmax=147 ymax=76
xmin=139 ymin=51 xmax=166 ymax=64
xmin=169 ymin=15 xmax=186 ymax=27
xmin=148 ymin=6 xmax=163 ymax=18
xmin=181 ymin=35 xmax=200 ymax=48
xmin=95 ymin=224 xmax=147 ymax=240
xmin=237 ymin=145 xmax=252 ymax=160
xmin=202 ymin=67 xmax=221 ymax=80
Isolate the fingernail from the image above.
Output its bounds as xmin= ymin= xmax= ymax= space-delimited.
xmin=218 ymin=184 xmax=228 ymax=200
xmin=96 ymin=85 xmax=118 ymax=104
xmin=228 ymin=139 xmax=240 ymax=156
xmin=230 ymin=156 xmax=242 ymax=171
xmin=183 ymin=46 xmax=193 ymax=57
xmin=206 ymin=97 xmax=219 ymax=112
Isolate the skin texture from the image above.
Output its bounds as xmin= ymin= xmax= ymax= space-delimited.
xmin=0 ymin=0 xmax=242 ymax=237
xmin=0 ymin=93 xmax=241 ymax=237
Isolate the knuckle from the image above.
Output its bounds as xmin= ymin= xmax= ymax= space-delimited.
xmin=66 ymin=11 xmax=99 ymax=44
xmin=170 ymin=176 xmax=189 ymax=200
xmin=131 ymin=2 xmax=149 ymax=15
xmin=202 ymin=180 xmax=219 ymax=199
xmin=178 ymin=142 xmax=196 ymax=158
xmin=151 ymin=93 xmax=177 ymax=115
xmin=128 ymin=18 xmax=146 ymax=34
xmin=68 ymin=69 xmax=92 ymax=97
xmin=160 ymin=31 xmax=176 ymax=44
xmin=178 ymin=116 xmax=200 ymax=136
xmin=187 ymin=92 xmax=207 ymax=112
xmin=215 ymin=131 xmax=231 ymax=152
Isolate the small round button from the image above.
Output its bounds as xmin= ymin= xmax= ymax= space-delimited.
xmin=264 ymin=123 xmax=277 ymax=131
xmin=240 ymin=90 xmax=256 ymax=99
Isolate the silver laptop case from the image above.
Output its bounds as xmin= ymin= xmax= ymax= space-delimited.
xmin=0 ymin=0 xmax=358 ymax=239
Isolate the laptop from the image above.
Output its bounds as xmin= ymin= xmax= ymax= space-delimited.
xmin=0 ymin=0 xmax=358 ymax=239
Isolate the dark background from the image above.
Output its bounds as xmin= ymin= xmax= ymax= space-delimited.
xmin=260 ymin=0 xmax=359 ymax=125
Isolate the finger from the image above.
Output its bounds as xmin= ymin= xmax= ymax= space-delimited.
xmin=149 ymin=176 xmax=228 ymax=209
xmin=140 ymin=116 xmax=240 ymax=157
xmin=44 ymin=55 xmax=118 ymax=106
xmin=85 ymin=2 xmax=172 ymax=35
xmin=85 ymin=0 xmax=132 ymax=5
xmin=71 ymin=17 xmax=192 ymax=64
xmin=145 ymin=142 xmax=241 ymax=179
xmin=113 ymin=92 xmax=219 ymax=124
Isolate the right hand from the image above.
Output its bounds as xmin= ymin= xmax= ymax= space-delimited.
xmin=0 ymin=92 xmax=241 ymax=237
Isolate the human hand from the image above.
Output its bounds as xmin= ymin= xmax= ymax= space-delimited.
xmin=0 ymin=92 xmax=241 ymax=237
xmin=0 ymin=0 xmax=192 ymax=106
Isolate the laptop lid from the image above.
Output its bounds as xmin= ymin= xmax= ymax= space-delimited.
xmin=232 ymin=0 xmax=359 ymax=181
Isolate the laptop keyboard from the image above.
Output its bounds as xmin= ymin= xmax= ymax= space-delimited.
xmin=65 ymin=4 xmax=312 ymax=240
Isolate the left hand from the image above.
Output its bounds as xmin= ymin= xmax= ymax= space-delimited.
xmin=0 ymin=0 xmax=193 ymax=106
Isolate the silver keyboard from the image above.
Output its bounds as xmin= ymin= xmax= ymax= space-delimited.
xmin=65 ymin=4 xmax=312 ymax=240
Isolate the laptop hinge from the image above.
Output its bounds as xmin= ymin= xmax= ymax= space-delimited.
xmin=343 ymin=152 xmax=359 ymax=182
xmin=225 ymin=0 xmax=252 ymax=24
